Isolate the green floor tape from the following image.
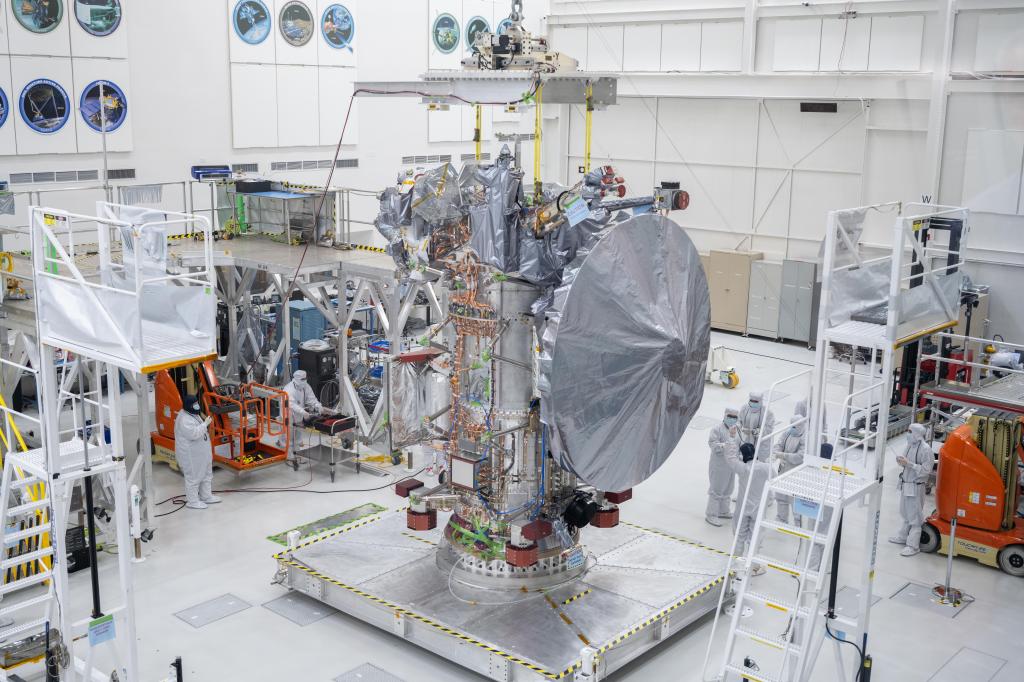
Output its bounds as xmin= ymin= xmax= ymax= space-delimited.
xmin=267 ymin=502 xmax=387 ymax=546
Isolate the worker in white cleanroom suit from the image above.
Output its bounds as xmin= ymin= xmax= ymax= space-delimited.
xmin=795 ymin=397 xmax=831 ymax=443
xmin=706 ymin=408 xmax=740 ymax=527
xmin=284 ymin=370 xmax=327 ymax=456
xmin=174 ymin=395 xmax=220 ymax=509
xmin=889 ymin=423 xmax=934 ymax=557
xmin=774 ymin=415 xmax=807 ymax=526
xmin=726 ymin=441 xmax=772 ymax=574
xmin=285 ymin=370 xmax=323 ymax=425
xmin=739 ymin=391 xmax=776 ymax=460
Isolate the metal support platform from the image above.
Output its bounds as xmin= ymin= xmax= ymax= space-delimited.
xmin=275 ymin=510 xmax=729 ymax=681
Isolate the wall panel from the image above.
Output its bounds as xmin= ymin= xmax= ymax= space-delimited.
xmin=6 ymin=0 xmax=71 ymax=56
xmin=428 ymin=0 xmax=462 ymax=70
xmin=11 ymin=56 xmax=78 ymax=155
xmin=962 ymin=129 xmax=1024 ymax=216
xmin=275 ymin=0 xmax=318 ymax=66
xmin=277 ymin=64 xmax=319 ymax=146
xmin=700 ymin=21 xmax=742 ymax=71
xmin=70 ymin=0 xmax=129 ymax=58
xmin=228 ymin=0 xmax=278 ymax=64
xmin=819 ymin=16 xmax=870 ymax=72
xmin=318 ymin=65 xmax=357 ymax=146
xmin=660 ymin=23 xmax=700 ymax=72
xmin=623 ymin=23 xmax=661 ymax=71
xmin=72 ymin=57 xmax=132 ymax=153
xmin=587 ymin=24 xmax=624 ymax=72
xmin=772 ymin=19 xmax=821 ymax=72
xmin=656 ymin=98 xmax=757 ymax=166
xmin=316 ymin=0 xmax=358 ymax=68
xmin=868 ymin=15 xmax=923 ymax=71
xmin=231 ymin=62 xmax=278 ymax=148
xmin=974 ymin=12 xmax=1024 ymax=73
xmin=0 ymin=55 xmax=15 ymax=156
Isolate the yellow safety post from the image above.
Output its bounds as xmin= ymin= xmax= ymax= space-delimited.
xmin=533 ymin=83 xmax=544 ymax=200
xmin=584 ymin=82 xmax=594 ymax=174
xmin=474 ymin=105 xmax=483 ymax=161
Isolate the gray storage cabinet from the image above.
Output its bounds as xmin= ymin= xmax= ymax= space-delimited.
xmin=779 ymin=259 xmax=818 ymax=345
xmin=746 ymin=261 xmax=782 ymax=339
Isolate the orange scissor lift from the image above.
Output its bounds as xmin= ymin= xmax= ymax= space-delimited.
xmin=152 ymin=361 xmax=290 ymax=472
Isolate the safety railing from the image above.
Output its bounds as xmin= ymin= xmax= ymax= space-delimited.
xmin=29 ymin=203 xmax=217 ymax=374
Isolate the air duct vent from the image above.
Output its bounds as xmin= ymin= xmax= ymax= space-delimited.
xmin=800 ymin=102 xmax=838 ymax=113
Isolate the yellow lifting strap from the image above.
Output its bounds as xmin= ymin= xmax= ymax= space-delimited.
xmin=474 ymin=105 xmax=483 ymax=161
xmin=533 ymin=83 xmax=544 ymax=200
xmin=0 ymin=393 xmax=52 ymax=575
xmin=584 ymin=82 xmax=594 ymax=174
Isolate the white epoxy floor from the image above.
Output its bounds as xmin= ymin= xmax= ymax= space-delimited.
xmin=53 ymin=331 xmax=1023 ymax=682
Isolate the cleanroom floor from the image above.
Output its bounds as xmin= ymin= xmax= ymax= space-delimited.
xmin=58 ymin=331 xmax=1024 ymax=682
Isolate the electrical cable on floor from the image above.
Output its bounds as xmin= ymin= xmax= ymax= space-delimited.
xmin=213 ymin=466 xmax=425 ymax=495
xmin=154 ymin=464 xmax=427 ymax=507
xmin=155 ymin=498 xmax=187 ymax=518
xmin=825 ymin=616 xmax=866 ymax=681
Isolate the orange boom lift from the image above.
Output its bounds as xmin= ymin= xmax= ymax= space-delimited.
xmin=151 ymin=361 xmax=290 ymax=472
xmin=923 ymin=414 xmax=1024 ymax=575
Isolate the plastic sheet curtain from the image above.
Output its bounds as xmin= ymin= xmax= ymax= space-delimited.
xmin=119 ymin=184 xmax=164 ymax=206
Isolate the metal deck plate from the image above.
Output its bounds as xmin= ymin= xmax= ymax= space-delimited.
xmin=819 ymin=585 xmax=881 ymax=620
xmin=262 ymin=592 xmax=337 ymax=626
xmin=929 ymin=647 xmax=1006 ymax=682
xmin=890 ymin=582 xmax=972 ymax=619
xmin=335 ymin=663 xmax=407 ymax=682
xmin=174 ymin=593 xmax=252 ymax=628
xmin=277 ymin=511 xmax=729 ymax=681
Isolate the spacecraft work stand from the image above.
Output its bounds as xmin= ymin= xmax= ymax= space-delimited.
xmin=0 ymin=203 xmax=215 ymax=681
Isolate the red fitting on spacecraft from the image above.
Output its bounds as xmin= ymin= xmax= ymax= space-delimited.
xmin=592 ymin=507 xmax=620 ymax=528
xmin=395 ymin=479 xmax=424 ymax=498
xmin=604 ymin=489 xmax=632 ymax=504
xmin=505 ymin=542 xmax=540 ymax=568
xmin=407 ymin=509 xmax=437 ymax=531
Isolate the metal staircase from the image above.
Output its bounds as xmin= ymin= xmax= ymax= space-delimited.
xmin=704 ymin=202 xmax=968 ymax=682
xmin=719 ymin=464 xmax=879 ymax=682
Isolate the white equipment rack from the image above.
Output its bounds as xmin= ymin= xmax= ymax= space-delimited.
xmin=704 ymin=202 xmax=968 ymax=682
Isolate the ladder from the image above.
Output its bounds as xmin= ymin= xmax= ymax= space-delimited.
xmin=716 ymin=463 xmax=880 ymax=682
xmin=0 ymin=450 xmax=57 ymax=646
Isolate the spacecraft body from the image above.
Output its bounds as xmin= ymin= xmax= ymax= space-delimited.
xmin=376 ymin=153 xmax=711 ymax=589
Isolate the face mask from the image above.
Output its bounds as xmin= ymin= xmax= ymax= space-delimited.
xmin=725 ymin=417 xmax=738 ymax=427
xmin=749 ymin=401 xmax=761 ymax=410
xmin=788 ymin=427 xmax=797 ymax=437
